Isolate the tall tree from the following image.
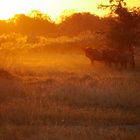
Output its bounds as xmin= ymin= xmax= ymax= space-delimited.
xmin=99 ymin=0 xmax=140 ymax=68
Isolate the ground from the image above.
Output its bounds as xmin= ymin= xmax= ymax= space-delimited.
xmin=0 ymin=50 xmax=140 ymax=140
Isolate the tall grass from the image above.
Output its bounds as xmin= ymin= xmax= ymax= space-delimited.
xmin=0 ymin=68 xmax=139 ymax=140
xmin=0 ymin=33 xmax=139 ymax=139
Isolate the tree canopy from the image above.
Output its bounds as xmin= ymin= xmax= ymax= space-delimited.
xmin=99 ymin=0 xmax=140 ymax=50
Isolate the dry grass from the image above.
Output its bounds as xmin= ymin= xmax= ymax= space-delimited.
xmin=0 ymin=67 xmax=140 ymax=140
xmin=0 ymin=32 xmax=140 ymax=139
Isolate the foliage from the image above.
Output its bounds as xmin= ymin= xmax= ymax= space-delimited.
xmin=99 ymin=0 xmax=140 ymax=50
xmin=0 ymin=12 xmax=108 ymax=37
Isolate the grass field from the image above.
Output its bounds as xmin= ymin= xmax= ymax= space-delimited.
xmin=0 ymin=51 xmax=140 ymax=140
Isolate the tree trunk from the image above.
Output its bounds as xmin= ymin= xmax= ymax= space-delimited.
xmin=129 ymin=46 xmax=135 ymax=69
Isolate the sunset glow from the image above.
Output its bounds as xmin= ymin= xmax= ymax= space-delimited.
xmin=0 ymin=0 xmax=139 ymax=20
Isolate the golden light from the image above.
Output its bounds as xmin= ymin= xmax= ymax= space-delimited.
xmin=0 ymin=0 xmax=139 ymax=21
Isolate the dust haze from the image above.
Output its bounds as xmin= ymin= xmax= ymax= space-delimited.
xmin=0 ymin=3 xmax=140 ymax=140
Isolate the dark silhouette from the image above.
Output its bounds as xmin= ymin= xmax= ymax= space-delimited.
xmin=84 ymin=47 xmax=135 ymax=69
xmin=99 ymin=0 xmax=140 ymax=69
xmin=58 ymin=13 xmax=105 ymax=36
xmin=84 ymin=47 xmax=104 ymax=64
xmin=102 ymin=49 xmax=135 ymax=69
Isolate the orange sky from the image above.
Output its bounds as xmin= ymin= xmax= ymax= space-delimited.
xmin=0 ymin=0 xmax=139 ymax=20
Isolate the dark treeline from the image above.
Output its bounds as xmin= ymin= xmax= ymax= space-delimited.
xmin=0 ymin=8 xmax=139 ymax=49
xmin=0 ymin=12 xmax=109 ymax=37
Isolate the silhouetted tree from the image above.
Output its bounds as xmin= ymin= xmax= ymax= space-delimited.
xmin=29 ymin=10 xmax=52 ymax=21
xmin=58 ymin=13 xmax=104 ymax=36
xmin=13 ymin=13 xmax=57 ymax=36
xmin=99 ymin=0 xmax=140 ymax=68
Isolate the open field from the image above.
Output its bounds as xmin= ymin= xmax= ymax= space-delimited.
xmin=0 ymin=50 xmax=140 ymax=140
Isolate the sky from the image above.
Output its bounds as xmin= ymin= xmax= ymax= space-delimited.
xmin=0 ymin=0 xmax=139 ymax=20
